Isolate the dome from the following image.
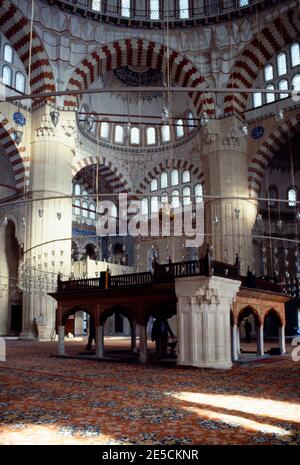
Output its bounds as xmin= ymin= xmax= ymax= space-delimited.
xmin=47 ymin=0 xmax=277 ymax=27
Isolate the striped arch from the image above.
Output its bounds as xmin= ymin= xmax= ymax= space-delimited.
xmin=224 ymin=8 xmax=300 ymax=116
xmin=137 ymin=159 xmax=204 ymax=193
xmin=0 ymin=112 xmax=29 ymax=190
xmin=0 ymin=0 xmax=56 ymax=103
xmin=248 ymin=114 xmax=300 ymax=196
xmin=64 ymin=38 xmax=215 ymax=116
xmin=72 ymin=155 xmax=131 ymax=194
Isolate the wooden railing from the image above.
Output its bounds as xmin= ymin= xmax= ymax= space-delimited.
xmin=57 ymin=250 xmax=241 ymax=292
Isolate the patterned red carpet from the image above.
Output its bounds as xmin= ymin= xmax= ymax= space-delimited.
xmin=0 ymin=340 xmax=299 ymax=445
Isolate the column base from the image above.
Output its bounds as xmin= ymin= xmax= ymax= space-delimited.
xmin=19 ymin=331 xmax=37 ymax=341
xmin=178 ymin=360 xmax=233 ymax=370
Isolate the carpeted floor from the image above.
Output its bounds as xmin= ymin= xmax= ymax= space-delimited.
xmin=0 ymin=339 xmax=299 ymax=445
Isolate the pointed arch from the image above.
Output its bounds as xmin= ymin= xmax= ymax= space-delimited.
xmin=64 ymin=38 xmax=215 ymax=116
xmin=248 ymin=114 xmax=300 ymax=196
xmin=0 ymin=112 xmax=29 ymax=190
xmin=0 ymin=0 xmax=56 ymax=104
xmin=224 ymin=8 xmax=300 ymax=116
xmin=136 ymin=159 xmax=204 ymax=193
xmin=72 ymin=155 xmax=131 ymax=194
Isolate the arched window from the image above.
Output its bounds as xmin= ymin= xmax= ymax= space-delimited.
xmin=161 ymin=124 xmax=171 ymax=143
xmin=179 ymin=0 xmax=189 ymax=19
xmin=88 ymin=114 xmax=96 ymax=133
xmin=82 ymin=190 xmax=88 ymax=198
xmin=175 ymin=119 xmax=184 ymax=138
xmin=150 ymin=0 xmax=159 ymax=19
xmin=171 ymin=169 xmax=179 ymax=186
xmin=171 ymin=190 xmax=180 ymax=209
xmin=142 ymin=198 xmax=148 ymax=215
xmin=194 ymin=183 xmax=203 ymax=203
xmin=292 ymin=74 xmax=300 ymax=91
xmin=2 ymin=65 xmax=12 ymax=86
xmin=161 ymin=192 xmax=168 ymax=204
xmin=115 ymin=125 xmax=124 ymax=144
xmin=110 ymin=204 xmax=118 ymax=218
xmin=291 ymin=42 xmax=300 ymax=67
xmin=74 ymin=199 xmax=81 ymax=216
xmin=151 ymin=196 xmax=158 ymax=213
xmin=182 ymin=170 xmax=190 ymax=183
xmin=187 ymin=111 xmax=194 ymax=132
xmin=3 ymin=44 xmax=13 ymax=63
xmin=100 ymin=121 xmax=109 ymax=139
xmin=150 ymin=178 xmax=158 ymax=192
xmin=264 ymin=64 xmax=274 ymax=82
xmin=268 ymin=186 xmax=278 ymax=207
xmin=183 ymin=186 xmax=191 ymax=206
xmin=146 ymin=127 xmax=156 ymax=145
xmin=253 ymin=92 xmax=262 ymax=108
xmin=92 ymin=0 xmax=102 ymax=11
xmin=288 ymin=188 xmax=297 ymax=207
xmin=130 ymin=127 xmax=140 ymax=144
xmin=79 ymin=104 xmax=89 ymax=127
xmin=160 ymin=172 xmax=168 ymax=189
xmin=277 ymin=52 xmax=287 ymax=76
xmin=89 ymin=203 xmax=96 ymax=220
xmin=74 ymin=184 xmax=81 ymax=196
xmin=279 ymin=79 xmax=288 ymax=99
xmin=82 ymin=201 xmax=88 ymax=218
xmin=121 ymin=0 xmax=130 ymax=17
xmin=266 ymin=84 xmax=275 ymax=103
xmin=15 ymin=72 xmax=25 ymax=93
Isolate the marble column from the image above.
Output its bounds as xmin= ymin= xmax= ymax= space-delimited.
xmin=279 ymin=325 xmax=286 ymax=354
xmin=58 ymin=325 xmax=65 ymax=355
xmin=175 ymin=275 xmax=241 ymax=369
xmin=96 ymin=325 xmax=104 ymax=358
xmin=237 ymin=326 xmax=241 ymax=354
xmin=139 ymin=325 xmax=148 ymax=363
xmin=232 ymin=324 xmax=239 ymax=361
xmin=257 ymin=324 xmax=264 ymax=356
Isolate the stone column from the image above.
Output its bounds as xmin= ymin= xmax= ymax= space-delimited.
xmin=139 ymin=324 xmax=148 ymax=363
xmin=257 ymin=324 xmax=264 ymax=356
xmin=58 ymin=325 xmax=65 ymax=355
xmin=202 ymin=117 xmax=258 ymax=275
xmin=175 ymin=275 xmax=241 ymax=369
xmin=95 ymin=325 xmax=104 ymax=358
xmin=20 ymin=107 xmax=75 ymax=340
xmin=232 ymin=324 xmax=239 ymax=361
xmin=130 ymin=322 xmax=137 ymax=353
xmin=237 ymin=326 xmax=241 ymax=354
xmin=279 ymin=325 xmax=286 ymax=354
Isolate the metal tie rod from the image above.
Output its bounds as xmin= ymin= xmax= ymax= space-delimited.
xmin=3 ymin=86 xmax=298 ymax=102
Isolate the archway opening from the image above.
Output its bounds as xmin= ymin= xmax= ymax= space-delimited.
xmin=100 ymin=305 xmax=137 ymax=360
xmin=62 ymin=307 xmax=93 ymax=356
xmin=238 ymin=307 xmax=260 ymax=356
xmin=146 ymin=305 xmax=177 ymax=361
xmin=264 ymin=309 xmax=283 ymax=355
